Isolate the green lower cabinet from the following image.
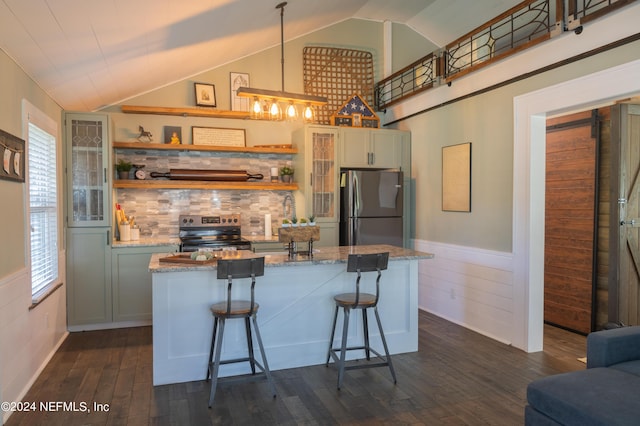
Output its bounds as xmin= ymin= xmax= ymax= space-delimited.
xmin=316 ymin=222 xmax=338 ymax=247
xmin=111 ymin=245 xmax=178 ymax=323
xmin=67 ymin=228 xmax=112 ymax=327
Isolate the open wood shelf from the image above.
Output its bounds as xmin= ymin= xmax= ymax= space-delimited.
xmin=121 ymin=105 xmax=250 ymax=120
xmin=113 ymin=180 xmax=298 ymax=191
xmin=113 ymin=141 xmax=297 ymax=155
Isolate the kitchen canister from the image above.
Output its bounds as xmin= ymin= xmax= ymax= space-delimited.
xmin=120 ymin=223 xmax=131 ymax=242
xmin=131 ymin=225 xmax=140 ymax=241
xmin=264 ymin=213 xmax=272 ymax=238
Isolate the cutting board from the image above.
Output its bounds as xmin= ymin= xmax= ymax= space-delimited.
xmin=159 ymin=253 xmax=218 ymax=264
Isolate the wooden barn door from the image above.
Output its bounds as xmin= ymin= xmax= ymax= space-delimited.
xmin=616 ymin=104 xmax=640 ymax=326
xmin=544 ymin=110 xmax=599 ymax=334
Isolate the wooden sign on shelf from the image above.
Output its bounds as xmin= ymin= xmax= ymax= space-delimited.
xmin=192 ymin=126 xmax=246 ymax=147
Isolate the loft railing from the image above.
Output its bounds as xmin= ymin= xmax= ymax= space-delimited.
xmin=567 ymin=0 xmax=635 ymax=29
xmin=375 ymin=0 xmax=635 ymax=111
xmin=444 ymin=0 xmax=560 ymax=82
xmin=375 ymin=53 xmax=438 ymax=110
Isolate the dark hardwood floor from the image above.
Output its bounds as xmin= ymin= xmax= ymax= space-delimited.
xmin=5 ymin=311 xmax=586 ymax=425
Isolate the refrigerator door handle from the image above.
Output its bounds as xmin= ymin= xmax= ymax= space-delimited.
xmin=352 ymin=172 xmax=361 ymax=217
xmin=348 ymin=172 xmax=361 ymax=246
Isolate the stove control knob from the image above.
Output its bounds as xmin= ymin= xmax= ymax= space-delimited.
xmin=233 ymin=217 xmax=238 ymax=223
xmin=182 ymin=218 xmax=187 ymax=224
xmin=221 ymin=218 xmax=226 ymax=223
xmin=189 ymin=218 xmax=193 ymax=224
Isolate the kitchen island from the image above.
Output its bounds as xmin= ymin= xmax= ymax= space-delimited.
xmin=149 ymin=244 xmax=433 ymax=385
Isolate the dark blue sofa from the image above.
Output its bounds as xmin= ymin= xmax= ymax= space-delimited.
xmin=525 ymin=325 xmax=640 ymax=425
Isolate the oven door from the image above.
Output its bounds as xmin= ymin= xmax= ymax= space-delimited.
xmin=179 ymin=238 xmax=252 ymax=252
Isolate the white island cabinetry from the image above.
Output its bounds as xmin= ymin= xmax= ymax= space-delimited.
xmin=150 ymin=245 xmax=432 ymax=385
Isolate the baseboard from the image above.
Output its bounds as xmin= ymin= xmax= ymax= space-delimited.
xmin=67 ymin=319 xmax=151 ymax=332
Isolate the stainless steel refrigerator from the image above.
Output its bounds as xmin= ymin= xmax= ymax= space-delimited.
xmin=340 ymin=169 xmax=404 ymax=247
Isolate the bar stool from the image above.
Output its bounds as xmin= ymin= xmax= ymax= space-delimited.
xmin=326 ymin=252 xmax=397 ymax=389
xmin=206 ymin=256 xmax=276 ymax=407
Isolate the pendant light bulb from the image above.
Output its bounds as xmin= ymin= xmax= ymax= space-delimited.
xmin=251 ymin=97 xmax=263 ymax=119
xmin=269 ymin=99 xmax=282 ymax=120
xmin=285 ymin=102 xmax=298 ymax=121
xmin=303 ymin=104 xmax=314 ymax=122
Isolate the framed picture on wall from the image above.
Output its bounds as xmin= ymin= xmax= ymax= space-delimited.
xmin=0 ymin=129 xmax=25 ymax=183
xmin=442 ymin=142 xmax=472 ymax=212
xmin=230 ymin=72 xmax=250 ymax=111
xmin=194 ymin=83 xmax=216 ymax=107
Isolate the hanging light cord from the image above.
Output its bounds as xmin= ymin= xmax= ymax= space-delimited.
xmin=277 ymin=2 xmax=287 ymax=92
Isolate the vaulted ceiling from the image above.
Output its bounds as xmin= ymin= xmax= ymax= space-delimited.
xmin=0 ymin=0 xmax=521 ymax=112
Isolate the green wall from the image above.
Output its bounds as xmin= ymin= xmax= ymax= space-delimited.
xmin=394 ymin=39 xmax=640 ymax=252
xmin=0 ymin=48 xmax=62 ymax=278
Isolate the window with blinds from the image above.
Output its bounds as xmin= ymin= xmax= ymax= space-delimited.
xmin=28 ymin=122 xmax=58 ymax=296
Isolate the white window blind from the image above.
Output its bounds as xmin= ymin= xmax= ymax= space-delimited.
xmin=28 ymin=122 xmax=58 ymax=296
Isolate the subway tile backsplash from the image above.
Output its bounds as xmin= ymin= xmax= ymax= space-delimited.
xmin=114 ymin=149 xmax=294 ymax=238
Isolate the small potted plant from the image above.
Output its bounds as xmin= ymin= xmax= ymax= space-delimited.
xmin=280 ymin=166 xmax=294 ymax=183
xmin=116 ymin=159 xmax=133 ymax=179
xmin=299 ymin=217 xmax=308 ymax=227
xmin=282 ymin=218 xmax=291 ymax=228
xmin=291 ymin=216 xmax=298 ymax=227
xmin=308 ymin=215 xmax=316 ymax=226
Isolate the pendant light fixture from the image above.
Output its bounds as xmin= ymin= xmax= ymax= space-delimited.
xmin=236 ymin=2 xmax=327 ymax=122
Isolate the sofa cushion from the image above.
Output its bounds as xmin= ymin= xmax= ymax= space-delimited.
xmin=527 ymin=367 xmax=640 ymax=426
xmin=610 ymin=359 xmax=640 ymax=377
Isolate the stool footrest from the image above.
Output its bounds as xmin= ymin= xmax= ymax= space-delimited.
xmin=328 ymin=346 xmax=389 ymax=365
xmin=218 ymin=356 xmax=255 ymax=366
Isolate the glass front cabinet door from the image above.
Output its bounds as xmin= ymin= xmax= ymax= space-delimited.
xmin=65 ymin=113 xmax=111 ymax=227
xmin=292 ymin=125 xmax=339 ymax=246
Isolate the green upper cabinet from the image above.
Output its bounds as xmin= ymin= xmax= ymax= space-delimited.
xmin=339 ymin=128 xmax=406 ymax=169
xmin=292 ymin=125 xmax=340 ymax=247
xmin=65 ymin=113 xmax=111 ymax=227
xmin=293 ymin=125 xmax=340 ymax=223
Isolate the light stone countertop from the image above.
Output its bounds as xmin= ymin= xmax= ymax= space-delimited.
xmin=112 ymin=237 xmax=181 ymax=248
xmin=149 ymin=244 xmax=434 ymax=273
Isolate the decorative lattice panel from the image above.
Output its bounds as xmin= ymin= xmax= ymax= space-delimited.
xmin=303 ymin=47 xmax=374 ymax=125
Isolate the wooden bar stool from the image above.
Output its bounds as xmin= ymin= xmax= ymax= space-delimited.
xmin=325 ymin=252 xmax=397 ymax=389
xmin=206 ymin=256 xmax=276 ymax=407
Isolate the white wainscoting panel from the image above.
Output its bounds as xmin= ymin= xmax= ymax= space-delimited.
xmin=415 ymin=240 xmax=514 ymax=345
xmin=0 ymin=255 xmax=68 ymax=424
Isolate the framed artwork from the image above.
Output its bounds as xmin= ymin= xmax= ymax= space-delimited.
xmin=0 ymin=128 xmax=25 ymax=183
xmin=230 ymin=72 xmax=250 ymax=111
xmin=192 ymin=126 xmax=246 ymax=147
xmin=163 ymin=126 xmax=182 ymax=145
xmin=442 ymin=142 xmax=471 ymax=212
xmin=194 ymin=83 xmax=216 ymax=107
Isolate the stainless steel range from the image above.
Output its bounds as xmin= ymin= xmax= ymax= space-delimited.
xmin=178 ymin=214 xmax=251 ymax=252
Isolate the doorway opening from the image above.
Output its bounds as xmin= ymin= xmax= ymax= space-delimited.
xmin=513 ymin=58 xmax=640 ymax=352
